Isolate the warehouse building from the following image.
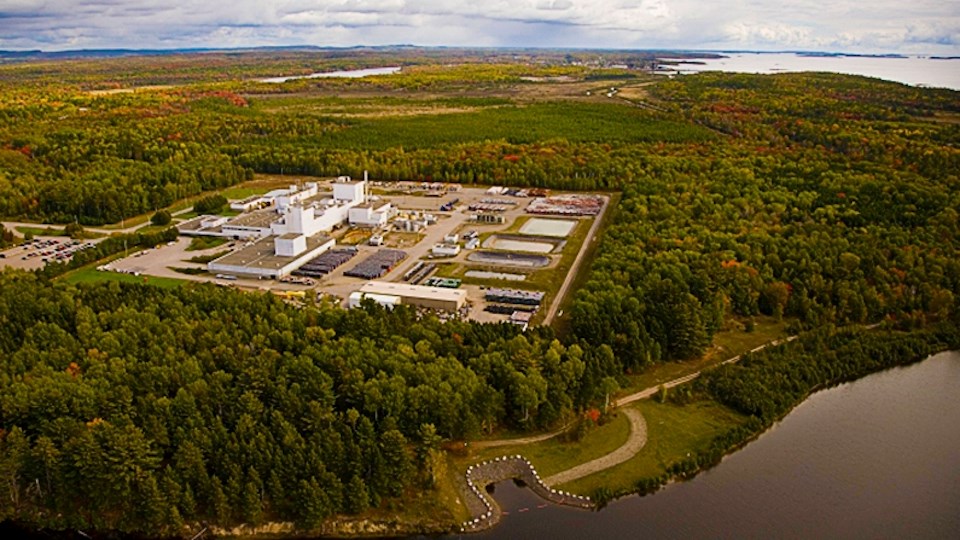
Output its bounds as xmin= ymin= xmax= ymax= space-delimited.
xmin=348 ymin=291 xmax=401 ymax=310
xmin=207 ymin=235 xmax=335 ymax=279
xmin=485 ymin=288 xmax=545 ymax=306
xmin=357 ymin=281 xmax=466 ymax=311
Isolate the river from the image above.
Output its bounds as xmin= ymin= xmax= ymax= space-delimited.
xmin=460 ymin=350 xmax=960 ymax=539
xmin=657 ymin=53 xmax=960 ymax=90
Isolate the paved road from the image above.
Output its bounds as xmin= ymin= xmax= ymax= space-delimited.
xmin=2 ymin=207 xmax=193 ymax=237
xmin=542 ymin=195 xmax=609 ymax=325
xmin=542 ymin=408 xmax=647 ymax=486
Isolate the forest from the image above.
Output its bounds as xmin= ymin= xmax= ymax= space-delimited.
xmin=0 ymin=272 xmax=608 ymax=533
xmin=0 ymin=51 xmax=958 ymax=536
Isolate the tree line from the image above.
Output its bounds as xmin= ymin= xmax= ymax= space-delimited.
xmin=0 ymin=272 xmax=623 ymax=533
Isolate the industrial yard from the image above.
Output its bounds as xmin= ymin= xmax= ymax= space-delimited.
xmin=6 ymin=176 xmax=608 ymax=327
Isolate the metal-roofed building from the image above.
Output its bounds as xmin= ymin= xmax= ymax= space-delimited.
xmin=358 ymin=281 xmax=466 ymax=312
xmin=207 ymin=235 xmax=335 ymax=278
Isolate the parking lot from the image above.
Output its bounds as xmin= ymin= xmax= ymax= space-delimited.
xmin=0 ymin=236 xmax=99 ymax=271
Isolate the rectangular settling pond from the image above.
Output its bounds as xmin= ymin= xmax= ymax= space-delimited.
xmin=467 ymin=251 xmax=550 ymax=268
xmin=518 ymin=218 xmax=577 ymax=238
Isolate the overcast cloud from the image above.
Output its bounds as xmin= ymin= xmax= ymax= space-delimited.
xmin=0 ymin=0 xmax=957 ymax=53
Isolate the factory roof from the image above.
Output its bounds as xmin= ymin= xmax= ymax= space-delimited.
xmin=224 ymin=208 xmax=278 ymax=229
xmin=360 ymin=281 xmax=466 ymax=303
xmin=210 ymin=235 xmax=332 ymax=271
xmin=176 ymin=215 xmax=214 ymax=232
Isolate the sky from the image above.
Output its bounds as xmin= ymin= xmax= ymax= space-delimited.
xmin=0 ymin=1 xmax=958 ymax=54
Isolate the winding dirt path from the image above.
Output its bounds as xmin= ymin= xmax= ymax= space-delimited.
xmin=614 ymin=335 xmax=800 ymax=407
xmin=470 ymin=424 xmax=573 ymax=449
xmin=542 ymin=408 xmax=647 ymax=486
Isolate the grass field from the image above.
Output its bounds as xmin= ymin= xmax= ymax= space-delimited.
xmin=458 ymin=412 xmax=631 ymax=479
xmin=558 ymin=400 xmax=745 ymax=495
xmin=63 ymin=267 xmax=186 ymax=289
xmin=186 ymin=236 xmax=228 ymax=251
xmin=186 ymin=249 xmax=231 ymax=264
xmin=15 ymin=225 xmax=64 ymax=237
xmin=261 ymin=101 xmax=714 ymax=151
xmin=221 ymin=174 xmax=308 ymax=200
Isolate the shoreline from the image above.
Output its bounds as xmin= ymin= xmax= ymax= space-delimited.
xmin=4 ymin=337 xmax=956 ymax=539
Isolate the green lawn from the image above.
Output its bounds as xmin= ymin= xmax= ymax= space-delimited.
xmin=711 ymin=316 xmax=789 ymax=358
xmin=221 ymin=186 xmax=274 ymax=200
xmin=186 ymin=236 xmax=228 ymax=251
xmin=457 ymin=412 xmax=631 ymax=479
xmin=16 ymin=225 xmax=63 ymax=237
xmin=63 ymin=267 xmax=186 ymax=289
xmin=559 ymin=400 xmax=745 ymax=495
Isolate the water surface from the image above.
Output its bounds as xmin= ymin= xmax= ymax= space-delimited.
xmin=659 ymin=53 xmax=960 ymax=90
xmin=260 ymin=66 xmax=401 ymax=83
xmin=464 ymin=351 xmax=960 ymax=539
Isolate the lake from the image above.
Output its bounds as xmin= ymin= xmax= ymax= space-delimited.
xmin=658 ymin=53 xmax=960 ymax=90
xmin=462 ymin=350 xmax=960 ymax=539
xmin=260 ymin=66 xmax=401 ymax=83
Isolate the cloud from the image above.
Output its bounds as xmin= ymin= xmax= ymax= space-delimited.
xmin=0 ymin=0 xmax=957 ymax=53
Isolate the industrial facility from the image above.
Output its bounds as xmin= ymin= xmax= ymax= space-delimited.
xmin=207 ymin=235 xmax=336 ymax=279
xmin=103 ymin=177 xmax=607 ymax=323
xmin=353 ymin=281 xmax=467 ymax=312
xmin=177 ymin=175 xmax=394 ymax=279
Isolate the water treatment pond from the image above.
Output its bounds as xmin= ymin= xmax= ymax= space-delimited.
xmin=465 ymin=270 xmax=526 ymax=281
xmin=484 ymin=236 xmax=557 ymax=253
xmin=518 ymin=218 xmax=576 ymax=238
xmin=463 ymin=350 xmax=960 ymax=539
xmin=468 ymin=252 xmax=550 ymax=268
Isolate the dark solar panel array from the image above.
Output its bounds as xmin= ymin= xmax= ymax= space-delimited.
xmin=292 ymin=249 xmax=358 ymax=278
xmin=484 ymin=304 xmax=537 ymax=314
xmin=344 ymin=249 xmax=407 ymax=279
xmin=404 ymin=262 xmax=436 ymax=284
xmin=484 ymin=288 xmax=545 ymax=306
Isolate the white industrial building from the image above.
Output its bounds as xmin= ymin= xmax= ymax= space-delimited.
xmin=207 ymin=235 xmax=335 ymax=279
xmin=181 ymin=176 xmax=370 ymax=243
xmin=275 ymin=183 xmax=320 ymax=213
xmin=432 ymin=243 xmax=461 ymax=257
xmin=356 ymin=281 xmax=466 ymax=311
xmin=269 ymin=177 xmax=368 ymax=240
xmin=348 ymin=291 xmax=401 ymax=310
xmin=274 ymin=233 xmax=307 ymax=257
xmin=230 ymin=195 xmax=269 ymax=212
xmin=348 ymin=202 xmax=393 ymax=228
xmin=191 ymin=175 xmax=379 ymax=279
